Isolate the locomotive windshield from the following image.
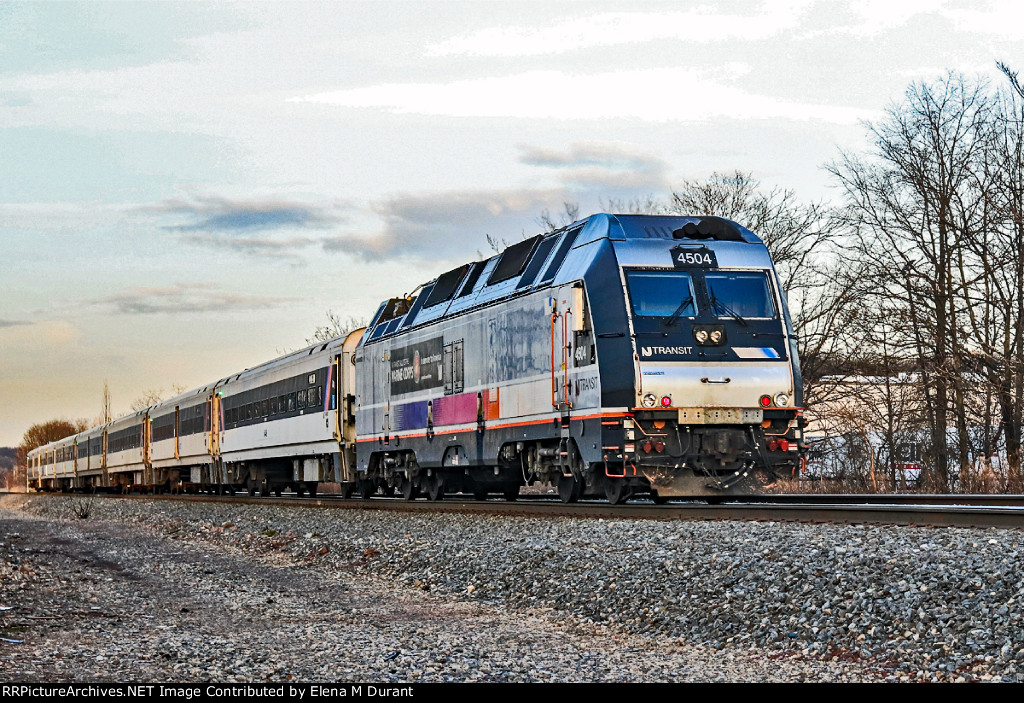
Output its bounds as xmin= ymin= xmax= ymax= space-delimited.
xmin=705 ymin=271 xmax=776 ymax=319
xmin=626 ymin=271 xmax=697 ymax=317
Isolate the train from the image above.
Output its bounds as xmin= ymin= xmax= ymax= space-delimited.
xmin=26 ymin=213 xmax=806 ymax=503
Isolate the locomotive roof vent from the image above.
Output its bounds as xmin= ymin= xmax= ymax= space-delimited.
xmin=672 ymin=216 xmax=745 ymax=242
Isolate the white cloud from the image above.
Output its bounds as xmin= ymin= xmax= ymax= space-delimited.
xmin=519 ymin=142 xmax=670 ymax=190
xmin=321 ymin=187 xmax=566 ymax=261
xmin=839 ymin=0 xmax=953 ymax=36
xmin=942 ymin=2 xmax=1024 ymax=40
xmin=426 ymin=4 xmax=813 ymax=57
xmin=823 ymin=0 xmax=1024 ymax=40
xmin=95 ymin=283 xmax=295 ymax=315
xmin=292 ymin=67 xmax=869 ymax=125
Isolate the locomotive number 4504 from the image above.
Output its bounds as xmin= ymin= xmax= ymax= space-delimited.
xmin=671 ymin=246 xmax=718 ymax=268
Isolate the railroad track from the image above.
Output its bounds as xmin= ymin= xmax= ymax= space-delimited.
xmin=16 ymin=490 xmax=1024 ymax=529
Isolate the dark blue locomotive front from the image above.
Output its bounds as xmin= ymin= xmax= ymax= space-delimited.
xmin=354 ymin=213 xmax=805 ymax=502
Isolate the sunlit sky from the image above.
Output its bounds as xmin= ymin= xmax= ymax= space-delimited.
xmin=2 ymin=1 xmax=1022 ymax=446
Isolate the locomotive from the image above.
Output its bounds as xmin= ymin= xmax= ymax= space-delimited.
xmin=27 ymin=213 xmax=806 ymax=503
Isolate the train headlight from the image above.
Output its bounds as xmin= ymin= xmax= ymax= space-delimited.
xmin=660 ymin=395 xmax=672 ymax=407
xmin=774 ymin=393 xmax=790 ymax=407
xmin=759 ymin=395 xmax=772 ymax=407
xmin=641 ymin=393 xmax=657 ymax=408
xmin=709 ymin=329 xmax=723 ymax=343
xmin=694 ymin=329 xmax=709 ymax=343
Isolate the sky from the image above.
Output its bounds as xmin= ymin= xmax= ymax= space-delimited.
xmin=2 ymin=0 xmax=1023 ymax=446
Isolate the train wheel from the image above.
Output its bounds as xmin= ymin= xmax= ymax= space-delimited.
xmin=247 ymin=479 xmax=257 ymax=497
xmin=557 ymin=475 xmax=581 ymax=504
xmin=400 ymin=478 xmax=419 ymax=501
xmin=604 ymin=478 xmax=630 ymax=505
xmin=357 ymin=479 xmax=375 ymax=499
xmin=307 ymin=482 xmax=318 ymax=497
xmin=502 ymin=484 xmax=519 ymax=502
xmin=274 ymin=487 xmax=282 ymax=497
xmin=472 ymin=488 xmax=487 ymax=501
xmin=651 ymin=490 xmax=670 ymax=505
xmin=341 ymin=482 xmax=356 ymax=499
xmin=425 ymin=475 xmax=444 ymax=501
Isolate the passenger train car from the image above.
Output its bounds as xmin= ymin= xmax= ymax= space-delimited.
xmin=26 ymin=213 xmax=805 ymax=502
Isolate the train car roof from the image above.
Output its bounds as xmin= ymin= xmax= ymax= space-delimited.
xmin=213 ymin=328 xmax=358 ymax=390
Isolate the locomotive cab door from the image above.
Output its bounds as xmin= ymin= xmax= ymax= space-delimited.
xmin=550 ymin=297 xmax=571 ymax=411
xmin=551 ymin=285 xmax=586 ymax=412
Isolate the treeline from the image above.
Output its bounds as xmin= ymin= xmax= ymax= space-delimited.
xmin=6 ymin=419 xmax=90 ymax=490
xmin=829 ymin=67 xmax=1024 ymax=491
xmin=0 ymin=447 xmax=16 ymax=488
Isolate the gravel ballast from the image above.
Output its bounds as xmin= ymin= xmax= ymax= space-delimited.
xmin=1 ymin=494 xmax=1022 ymax=682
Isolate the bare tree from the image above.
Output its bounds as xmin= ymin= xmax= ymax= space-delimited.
xmin=601 ymin=194 xmax=670 ymax=215
xmin=129 ymin=383 xmax=187 ymax=412
xmin=484 ymin=233 xmax=510 ymax=254
xmin=965 ymin=68 xmax=1024 ymax=486
xmin=306 ymin=310 xmax=366 ymax=346
xmin=997 ymin=61 xmax=1024 ymax=100
xmin=536 ymin=201 xmax=580 ymax=233
xmin=668 ymin=170 xmax=833 ymax=293
xmin=828 ymin=72 xmax=995 ymax=490
xmin=102 ymin=380 xmax=111 ymax=424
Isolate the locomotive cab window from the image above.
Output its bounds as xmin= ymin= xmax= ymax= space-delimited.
xmin=705 ymin=271 xmax=776 ymax=319
xmin=626 ymin=270 xmax=698 ymax=318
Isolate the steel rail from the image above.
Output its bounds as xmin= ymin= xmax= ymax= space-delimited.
xmin=21 ymin=491 xmax=1024 ymax=529
xmin=725 ymin=493 xmax=1024 ymax=507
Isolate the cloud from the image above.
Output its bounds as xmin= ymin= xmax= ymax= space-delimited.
xmin=0 ymin=91 xmax=31 ymax=107
xmin=318 ymin=147 xmax=677 ymax=262
xmin=291 ymin=67 xmax=868 ymax=125
xmin=151 ymin=193 xmax=348 ymax=233
xmin=0 ymin=319 xmax=29 ymax=329
xmin=425 ymin=5 xmax=812 ymax=57
xmin=176 ymin=233 xmax=318 ymax=258
xmin=519 ymin=142 xmax=669 ymax=190
xmin=94 ymin=282 xmax=295 ymax=315
xmin=144 ymin=193 xmax=351 ymax=261
xmin=321 ymin=188 xmax=569 ymax=262
xmin=940 ymin=4 xmax=1024 ymax=40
